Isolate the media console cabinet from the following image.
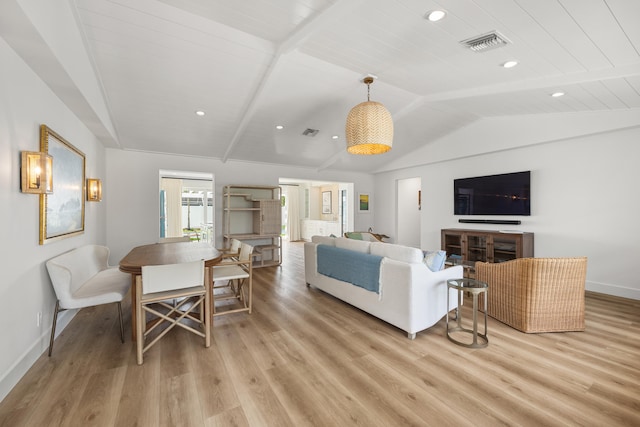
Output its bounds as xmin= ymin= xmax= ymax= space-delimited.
xmin=441 ymin=228 xmax=534 ymax=264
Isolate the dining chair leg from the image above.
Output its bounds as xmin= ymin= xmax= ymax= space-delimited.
xmin=117 ymin=302 xmax=124 ymax=343
xmin=48 ymin=300 xmax=60 ymax=357
xmin=248 ymin=275 xmax=252 ymax=314
xmin=136 ymin=276 xmax=144 ymax=365
xmin=204 ymin=267 xmax=211 ymax=348
xmin=204 ymin=291 xmax=211 ymax=347
xmin=200 ymin=280 xmax=205 ymax=328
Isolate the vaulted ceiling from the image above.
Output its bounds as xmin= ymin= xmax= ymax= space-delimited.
xmin=3 ymin=0 xmax=640 ymax=173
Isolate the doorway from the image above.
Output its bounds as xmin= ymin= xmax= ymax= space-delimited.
xmin=341 ymin=189 xmax=348 ymax=236
xmin=397 ymin=177 xmax=421 ymax=248
xmin=159 ymin=170 xmax=214 ymax=243
xmin=279 ymin=179 xmax=354 ymax=240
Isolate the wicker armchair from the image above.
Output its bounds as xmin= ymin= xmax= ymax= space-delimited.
xmin=475 ymin=257 xmax=587 ymax=333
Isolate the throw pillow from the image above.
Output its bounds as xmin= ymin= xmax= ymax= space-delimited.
xmin=423 ymin=250 xmax=446 ymax=272
xmin=346 ymin=232 xmax=362 ymax=240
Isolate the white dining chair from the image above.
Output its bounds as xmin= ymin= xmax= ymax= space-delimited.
xmin=136 ymin=260 xmax=211 ymax=364
xmin=212 ymin=243 xmax=253 ymax=317
xmin=218 ymin=238 xmax=242 ymax=260
xmin=46 ymin=245 xmax=130 ymax=357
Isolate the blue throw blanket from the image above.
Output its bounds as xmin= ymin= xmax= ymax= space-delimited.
xmin=317 ymin=244 xmax=383 ymax=293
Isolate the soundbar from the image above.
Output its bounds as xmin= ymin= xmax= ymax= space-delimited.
xmin=458 ymin=219 xmax=521 ymax=225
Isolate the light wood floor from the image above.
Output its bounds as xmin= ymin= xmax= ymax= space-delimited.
xmin=1 ymin=242 xmax=639 ymax=426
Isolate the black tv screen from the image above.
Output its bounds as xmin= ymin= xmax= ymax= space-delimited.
xmin=454 ymin=171 xmax=530 ymax=216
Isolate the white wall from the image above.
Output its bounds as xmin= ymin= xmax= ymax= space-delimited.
xmin=374 ymin=121 xmax=640 ymax=300
xmin=396 ymin=177 xmax=421 ymax=247
xmin=105 ymin=149 xmax=375 ymax=265
xmin=0 ymin=38 xmax=107 ymax=401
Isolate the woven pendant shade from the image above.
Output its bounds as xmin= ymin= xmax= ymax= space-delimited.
xmin=345 ymin=77 xmax=393 ymax=155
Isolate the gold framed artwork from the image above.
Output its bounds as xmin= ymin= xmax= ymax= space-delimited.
xmin=358 ymin=193 xmax=370 ymax=213
xmin=39 ymin=125 xmax=85 ymax=244
xmin=322 ymin=191 xmax=332 ymax=214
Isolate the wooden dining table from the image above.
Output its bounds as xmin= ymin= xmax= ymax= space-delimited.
xmin=119 ymin=241 xmax=223 ymax=339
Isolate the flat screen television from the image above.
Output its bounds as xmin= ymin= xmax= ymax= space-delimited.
xmin=454 ymin=171 xmax=530 ymax=216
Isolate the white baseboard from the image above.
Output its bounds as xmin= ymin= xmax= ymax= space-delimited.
xmin=586 ymin=280 xmax=639 ymax=300
xmin=0 ymin=309 xmax=77 ymax=403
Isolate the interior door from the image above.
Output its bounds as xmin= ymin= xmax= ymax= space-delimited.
xmin=396 ymin=177 xmax=421 ymax=248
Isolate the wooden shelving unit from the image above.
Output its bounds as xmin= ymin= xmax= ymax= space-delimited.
xmin=223 ymin=185 xmax=282 ymax=267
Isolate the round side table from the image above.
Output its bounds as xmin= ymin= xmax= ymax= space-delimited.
xmin=446 ymin=278 xmax=489 ymax=348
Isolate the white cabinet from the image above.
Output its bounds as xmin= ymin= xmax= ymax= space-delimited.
xmin=301 ymin=220 xmax=341 ymax=240
xmin=325 ymin=221 xmax=340 ymax=236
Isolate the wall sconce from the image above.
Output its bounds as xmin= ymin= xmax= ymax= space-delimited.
xmin=21 ymin=151 xmax=53 ymax=194
xmin=86 ymin=178 xmax=102 ymax=202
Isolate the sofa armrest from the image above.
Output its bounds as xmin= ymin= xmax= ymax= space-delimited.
xmin=423 ymin=264 xmax=465 ymax=312
xmin=304 ymin=242 xmax=319 ymax=284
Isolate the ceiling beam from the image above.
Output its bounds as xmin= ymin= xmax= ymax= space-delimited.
xmin=221 ymin=0 xmax=365 ymax=162
xmin=316 ymin=149 xmax=347 ymax=172
xmin=422 ymin=63 xmax=640 ymax=103
xmin=0 ymin=0 xmax=120 ymax=148
xmin=278 ymin=0 xmax=365 ymax=55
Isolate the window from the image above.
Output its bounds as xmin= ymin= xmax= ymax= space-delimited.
xmin=159 ymin=171 xmax=214 ymax=243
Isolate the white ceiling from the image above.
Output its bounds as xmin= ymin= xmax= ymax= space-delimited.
xmin=4 ymin=0 xmax=640 ymax=173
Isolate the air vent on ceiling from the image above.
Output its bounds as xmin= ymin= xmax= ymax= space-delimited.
xmin=302 ymin=128 xmax=319 ymax=137
xmin=460 ymin=31 xmax=510 ymax=52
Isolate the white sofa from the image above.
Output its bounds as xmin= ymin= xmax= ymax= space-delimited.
xmin=304 ymin=236 xmax=463 ymax=339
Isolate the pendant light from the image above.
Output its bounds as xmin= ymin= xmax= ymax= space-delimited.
xmin=345 ymin=76 xmax=393 ymax=155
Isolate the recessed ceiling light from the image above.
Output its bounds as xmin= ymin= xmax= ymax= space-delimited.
xmin=332 ymin=135 xmax=339 ymax=140
xmin=426 ymin=10 xmax=446 ymax=22
xmin=502 ymin=60 xmax=518 ymax=68
xmin=195 ymin=110 xmax=205 ymax=116
xmin=275 ymin=125 xmax=284 ymax=130
xmin=551 ymin=92 xmax=565 ymax=97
